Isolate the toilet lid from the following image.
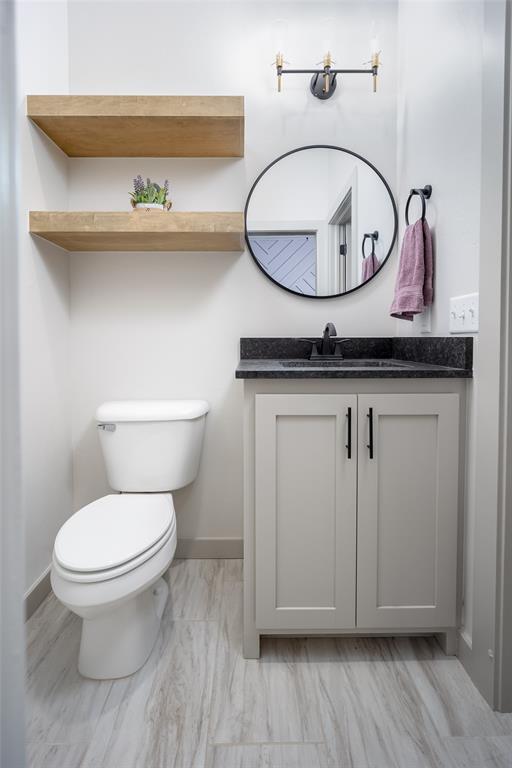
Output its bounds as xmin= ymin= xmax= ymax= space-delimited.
xmin=54 ymin=493 xmax=175 ymax=573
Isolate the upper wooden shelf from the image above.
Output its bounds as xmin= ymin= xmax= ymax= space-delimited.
xmin=27 ymin=95 xmax=244 ymax=158
xmin=29 ymin=211 xmax=244 ymax=252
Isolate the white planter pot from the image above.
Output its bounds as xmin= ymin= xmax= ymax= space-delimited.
xmin=134 ymin=203 xmax=164 ymax=211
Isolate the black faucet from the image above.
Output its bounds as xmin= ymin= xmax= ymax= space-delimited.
xmin=320 ymin=322 xmax=338 ymax=355
xmin=300 ymin=323 xmax=350 ymax=358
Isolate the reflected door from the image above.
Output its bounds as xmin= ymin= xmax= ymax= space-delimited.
xmin=248 ymin=233 xmax=317 ymax=295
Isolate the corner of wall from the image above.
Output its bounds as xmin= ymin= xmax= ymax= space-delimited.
xmin=16 ymin=0 xmax=73 ymax=595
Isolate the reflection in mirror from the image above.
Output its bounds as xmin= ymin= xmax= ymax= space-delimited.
xmin=245 ymin=146 xmax=397 ymax=298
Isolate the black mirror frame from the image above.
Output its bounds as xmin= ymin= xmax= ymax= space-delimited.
xmin=244 ymin=144 xmax=399 ymax=300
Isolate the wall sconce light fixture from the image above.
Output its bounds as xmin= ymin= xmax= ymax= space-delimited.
xmin=274 ymin=33 xmax=381 ymax=100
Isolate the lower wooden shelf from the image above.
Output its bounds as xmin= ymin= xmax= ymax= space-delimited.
xmin=29 ymin=211 xmax=244 ymax=252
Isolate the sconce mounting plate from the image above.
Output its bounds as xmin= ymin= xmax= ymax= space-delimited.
xmin=310 ymin=73 xmax=337 ymax=100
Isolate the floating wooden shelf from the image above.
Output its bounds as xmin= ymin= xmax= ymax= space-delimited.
xmin=29 ymin=211 xmax=244 ymax=252
xmin=27 ymin=95 xmax=244 ymax=157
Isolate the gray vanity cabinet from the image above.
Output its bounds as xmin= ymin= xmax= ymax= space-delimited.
xmin=357 ymin=394 xmax=459 ymax=630
xmin=255 ymin=394 xmax=357 ymax=629
xmin=252 ymin=391 xmax=459 ymax=642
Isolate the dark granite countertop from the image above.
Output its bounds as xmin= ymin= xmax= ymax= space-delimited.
xmin=235 ymin=337 xmax=473 ymax=379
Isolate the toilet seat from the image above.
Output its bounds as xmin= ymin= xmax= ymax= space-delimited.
xmin=53 ymin=521 xmax=175 ymax=583
xmin=51 ymin=532 xmax=176 ymax=614
xmin=54 ymin=493 xmax=175 ymax=583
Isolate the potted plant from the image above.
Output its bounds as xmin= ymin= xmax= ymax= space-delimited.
xmin=130 ymin=175 xmax=172 ymax=210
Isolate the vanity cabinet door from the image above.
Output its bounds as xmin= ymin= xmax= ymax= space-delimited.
xmin=357 ymin=394 xmax=459 ymax=629
xmin=255 ymin=394 xmax=357 ymax=630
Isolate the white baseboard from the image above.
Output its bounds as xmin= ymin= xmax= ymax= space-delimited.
xmin=459 ymin=627 xmax=473 ymax=651
xmin=176 ymin=537 xmax=243 ymax=559
xmin=24 ymin=566 xmax=52 ymax=620
xmin=458 ymin=628 xmax=473 ymax=667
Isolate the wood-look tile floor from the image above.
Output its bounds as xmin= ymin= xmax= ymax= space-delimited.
xmin=26 ymin=559 xmax=512 ymax=768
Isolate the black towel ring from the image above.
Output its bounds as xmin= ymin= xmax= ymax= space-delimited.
xmin=362 ymin=230 xmax=379 ymax=258
xmin=405 ymin=184 xmax=432 ymax=225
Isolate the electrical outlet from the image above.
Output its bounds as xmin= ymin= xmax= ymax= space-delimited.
xmin=450 ymin=293 xmax=479 ymax=333
xmin=417 ymin=306 xmax=432 ymax=334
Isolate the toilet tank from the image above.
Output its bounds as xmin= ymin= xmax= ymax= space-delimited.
xmin=96 ymin=400 xmax=209 ymax=492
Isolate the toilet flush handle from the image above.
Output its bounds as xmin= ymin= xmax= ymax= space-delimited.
xmin=97 ymin=423 xmax=116 ymax=432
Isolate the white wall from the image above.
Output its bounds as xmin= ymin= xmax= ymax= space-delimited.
xmin=396 ymin=0 xmax=482 ymax=337
xmin=66 ymin=0 xmax=399 ymax=542
xmin=15 ymin=0 xmax=72 ymax=593
xmin=248 ymin=150 xmax=330 ymax=222
xmin=395 ymin=0 xmax=483 ymax=676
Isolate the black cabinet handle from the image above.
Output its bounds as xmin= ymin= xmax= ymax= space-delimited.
xmin=346 ymin=407 xmax=352 ymax=459
xmin=367 ymin=407 xmax=374 ymax=459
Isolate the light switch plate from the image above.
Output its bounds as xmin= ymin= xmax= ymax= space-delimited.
xmin=450 ymin=293 xmax=479 ymax=333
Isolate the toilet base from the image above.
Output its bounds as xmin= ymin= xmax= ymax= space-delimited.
xmin=78 ymin=577 xmax=169 ymax=680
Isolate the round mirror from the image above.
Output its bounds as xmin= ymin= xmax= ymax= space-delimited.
xmin=245 ymin=145 xmax=398 ymax=298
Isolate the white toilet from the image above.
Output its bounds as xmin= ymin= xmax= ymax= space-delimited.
xmin=51 ymin=399 xmax=209 ymax=680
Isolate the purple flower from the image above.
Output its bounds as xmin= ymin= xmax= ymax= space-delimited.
xmin=133 ymin=175 xmax=144 ymax=195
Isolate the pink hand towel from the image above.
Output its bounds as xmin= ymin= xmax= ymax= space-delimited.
xmin=390 ymin=218 xmax=433 ymax=321
xmin=361 ymin=253 xmax=380 ymax=283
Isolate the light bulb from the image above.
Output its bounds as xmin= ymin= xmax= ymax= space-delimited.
xmin=321 ymin=16 xmax=335 ymax=59
xmin=273 ymin=18 xmax=287 ymax=57
xmin=370 ymin=21 xmax=380 ymax=55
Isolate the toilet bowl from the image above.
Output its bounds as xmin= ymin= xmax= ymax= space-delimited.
xmin=51 ymin=399 xmax=209 ymax=680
